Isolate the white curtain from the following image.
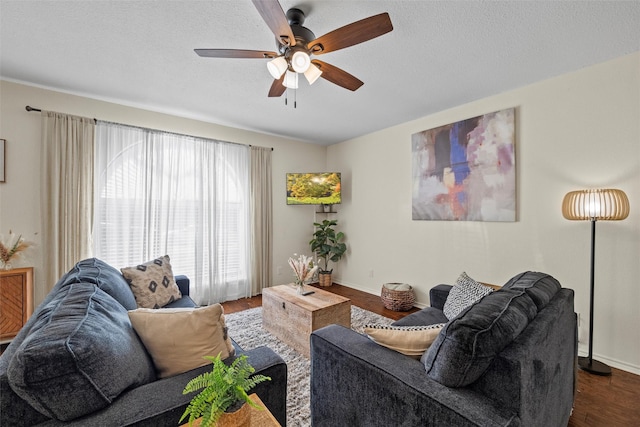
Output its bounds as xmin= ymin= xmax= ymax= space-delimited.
xmin=41 ymin=111 xmax=95 ymax=290
xmin=250 ymin=146 xmax=272 ymax=295
xmin=93 ymin=121 xmax=251 ymax=304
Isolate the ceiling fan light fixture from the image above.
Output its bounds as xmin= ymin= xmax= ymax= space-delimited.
xmin=291 ymin=50 xmax=311 ymax=73
xmin=304 ymin=63 xmax=322 ymax=85
xmin=283 ymin=70 xmax=299 ymax=89
xmin=267 ymin=56 xmax=288 ymax=79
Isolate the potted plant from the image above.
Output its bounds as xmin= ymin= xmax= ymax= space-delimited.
xmin=180 ymin=354 xmax=271 ymax=427
xmin=309 ymin=219 xmax=347 ymax=287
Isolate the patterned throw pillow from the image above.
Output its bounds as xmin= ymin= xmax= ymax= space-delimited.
xmin=364 ymin=323 xmax=446 ymax=359
xmin=443 ymin=272 xmax=494 ymax=320
xmin=121 ymin=255 xmax=182 ymax=309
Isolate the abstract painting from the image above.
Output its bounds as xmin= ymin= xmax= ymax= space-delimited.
xmin=411 ymin=108 xmax=515 ymax=221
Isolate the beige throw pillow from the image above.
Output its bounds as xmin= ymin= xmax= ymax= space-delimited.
xmin=128 ymin=304 xmax=235 ymax=378
xmin=364 ymin=323 xmax=445 ymax=359
xmin=121 ymin=255 xmax=182 ymax=308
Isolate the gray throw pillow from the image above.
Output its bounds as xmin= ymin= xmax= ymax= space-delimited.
xmin=443 ymin=272 xmax=494 ymax=320
xmin=8 ymin=283 xmax=155 ymax=421
xmin=502 ymin=271 xmax=561 ymax=311
xmin=423 ymin=288 xmax=537 ymax=387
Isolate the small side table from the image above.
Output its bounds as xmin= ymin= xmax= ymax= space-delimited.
xmin=246 ymin=393 xmax=281 ymax=426
xmin=180 ymin=393 xmax=281 ymax=427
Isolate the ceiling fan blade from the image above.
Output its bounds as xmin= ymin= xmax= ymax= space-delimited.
xmin=308 ymin=12 xmax=393 ymax=55
xmin=251 ymin=0 xmax=296 ymax=46
xmin=195 ymin=49 xmax=277 ymax=59
xmin=312 ymin=60 xmax=364 ymax=91
xmin=268 ymin=75 xmax=286 ymax=97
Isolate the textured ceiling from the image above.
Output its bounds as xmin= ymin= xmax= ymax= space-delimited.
xmin=1 ymin=1 xmax=639 ymax=145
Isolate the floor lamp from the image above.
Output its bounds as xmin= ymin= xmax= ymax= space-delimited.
xmin=562 ymin=188 xmax=629 ymax=376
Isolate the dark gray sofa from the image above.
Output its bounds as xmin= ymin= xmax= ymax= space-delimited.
xmin=0 ymin=258 xmax=287 ymax=426
xmin=310 ymin=271 xmax=576 ymax=427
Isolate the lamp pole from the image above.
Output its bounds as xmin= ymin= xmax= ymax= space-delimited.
xmin=579 ymin=218 xmax=611 ymax=375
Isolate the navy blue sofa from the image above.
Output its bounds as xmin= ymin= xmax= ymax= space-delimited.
xmin=310 ymin=271 xmax=577 ymax=427
xmin=0 ymin=258 xmax=287 ymax=426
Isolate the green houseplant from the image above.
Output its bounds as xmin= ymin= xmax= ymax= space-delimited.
xmin=180 ymin=354 xmax=271 ymax=427
xmin=309 ymin=219 xmax=347 ymax=287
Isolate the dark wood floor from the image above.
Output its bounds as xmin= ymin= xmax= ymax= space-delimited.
xmin=222 ymin=283 xmax=640 ymax=427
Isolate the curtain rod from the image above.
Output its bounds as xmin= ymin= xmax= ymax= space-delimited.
xmin=25 ymin=106 xmax=273 ymax=151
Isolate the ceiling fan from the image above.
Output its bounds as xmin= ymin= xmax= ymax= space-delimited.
xmin=194 ymin=0 xmax=393 ymax=97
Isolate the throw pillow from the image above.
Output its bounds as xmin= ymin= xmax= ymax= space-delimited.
xmin=502 ymin=271 xmax=561 ymax=311
xmin=443 ymin=272 xmax=494 ymax=320
xmin=7 ymin=283 xmax=156 ymax=421
xmin=121 ymin=255 xmax=182 ymax=308
xmin=364 ymin=323 xmax=446 ymax=359
xmin=128 ymin=304 xmax=235 ymax=378
xmin=423 ymin=288 xmax=538 ymax=387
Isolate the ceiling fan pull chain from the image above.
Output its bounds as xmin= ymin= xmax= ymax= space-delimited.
xmin=294 ymin=88 xmax=297 ymax=109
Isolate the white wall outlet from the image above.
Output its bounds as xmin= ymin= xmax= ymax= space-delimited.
xmin=277 ymin=266 xmax=282 ymax=276
xmin=369 ymin=269 xmax=374 ymax=278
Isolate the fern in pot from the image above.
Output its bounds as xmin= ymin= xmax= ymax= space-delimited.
xmin=309 ymin=219 xmax=347 ymax=287
xmin=180 ymin=354 xmax=270 ymax=427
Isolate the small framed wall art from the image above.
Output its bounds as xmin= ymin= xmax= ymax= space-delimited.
xmin=411 ymin=108 xmax=516 ymax=221
xmin=0 ymin=139 xmax=5 ymax=183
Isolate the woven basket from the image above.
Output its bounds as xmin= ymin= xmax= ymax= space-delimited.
xmin=380 ymin=283 xmax=416 ymax=311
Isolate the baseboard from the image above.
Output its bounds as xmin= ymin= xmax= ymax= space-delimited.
xmin=333 ymin=279 xmax=428 ymax=309
xmin=577 ymin=347 xmax=640 ymax=376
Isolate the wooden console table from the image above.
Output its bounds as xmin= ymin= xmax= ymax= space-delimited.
xmin=0 ymin=267 xmax=34 ymax=343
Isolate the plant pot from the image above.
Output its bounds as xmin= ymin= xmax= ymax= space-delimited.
xmin=318 ymin=271 xmax=332 ymax=287
xmin=180 ymin=402 xmax=251 ymax=427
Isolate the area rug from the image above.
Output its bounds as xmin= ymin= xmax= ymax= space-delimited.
xmin=224 ymin=306 xmax=393 ymax=427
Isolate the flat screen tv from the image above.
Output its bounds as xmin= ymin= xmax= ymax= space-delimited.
xmin=286 ymin=172 xmax=341 ymax=205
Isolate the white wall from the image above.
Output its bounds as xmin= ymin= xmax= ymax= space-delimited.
xmin=327 ymin=52 xmax=640 ymax=374
xmin=0 ymin=80 xmax=325 ymax=306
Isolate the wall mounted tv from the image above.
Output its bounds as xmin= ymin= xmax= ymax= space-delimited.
xmin=286 ymin=172 xmax=341 ymax=205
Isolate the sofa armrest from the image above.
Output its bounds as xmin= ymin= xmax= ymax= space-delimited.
xmin=310 ymin=325 xmax=517 ymax=427
xmin=429 ymin=284 xmax=452 ymax=310
xmin=36 ymin=346 xmax=287 ymax=427
xmin=174 ymin=275 xmax=189 ymax=296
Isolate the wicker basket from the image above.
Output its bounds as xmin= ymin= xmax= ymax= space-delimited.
xmin=380 ymin=283 xmax=416 ymax=311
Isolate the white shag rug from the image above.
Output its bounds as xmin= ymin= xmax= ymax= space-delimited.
xmin=224 ymin=306 xmax=393 ymax=427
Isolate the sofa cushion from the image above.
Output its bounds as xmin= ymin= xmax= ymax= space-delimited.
xmin=443 ymin=272 xmax=494 ymax=320
xmin=502 ymin=271 xmax=561 ymax=311
xmin=423 ymin=288 xmax=537 ymax=387
xmin=59 ymin=257 xmax=138 ymax=310
xmin=121 ymin=255 xmax=182 ymax=308
xmin=128 ymin=304 xmax=235 ymax=378
xmin=364 ymin=323 xmax=445 ymax=359
xmin=7 ymin=283 xmax=156 ymax=421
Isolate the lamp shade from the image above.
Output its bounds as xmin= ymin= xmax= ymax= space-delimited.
xmin=562 ymin=188 xmax=629 ymax=221
xmin=291 ymin=51 xmax=311 ymax=73
xmin=283 ymin=70 xmax=299 ymax=89
xmin=303 ymin=63 xmax=322 ymax=85
xmin=267 ymin=56 xmax=288 ymax=79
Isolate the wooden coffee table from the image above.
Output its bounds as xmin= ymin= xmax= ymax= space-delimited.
xmin=262 ymin=284 xmax=351 ymax=357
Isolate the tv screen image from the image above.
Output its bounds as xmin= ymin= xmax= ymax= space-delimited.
xmin=286 ymin=172 xmax=341 ymax=205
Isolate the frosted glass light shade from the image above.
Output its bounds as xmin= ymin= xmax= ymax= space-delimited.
xmin=304 ymin=63 xmax=322 ymax=85
xmin=291 ymin=51 xmax=311 ymax=73
xmin=562 ymin=188 xmax=629 ymax=221
xmin=283 ymin=70 xmax=299 ymax=89
xmin=267 ymin=56 xmax=288 ymax=79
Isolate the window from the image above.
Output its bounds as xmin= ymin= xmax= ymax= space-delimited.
xmin=93 ymin=122 xmax=250 ymax=304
